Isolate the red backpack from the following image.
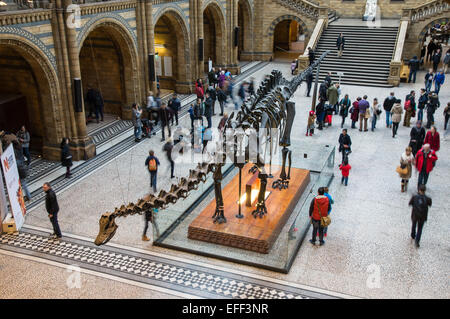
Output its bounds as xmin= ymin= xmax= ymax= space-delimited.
xmin=404 ymin=99 xmax=411 ymax=110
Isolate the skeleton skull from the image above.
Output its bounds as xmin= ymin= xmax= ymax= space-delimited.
xmin=94 ymin=212 xmax=118 ymax=246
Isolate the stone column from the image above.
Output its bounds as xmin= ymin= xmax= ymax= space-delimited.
xmin=225 ymin=0 xmax=240 ymax=74
xmin=62 ymin=0 xmax=96 ymax=160
xmin=197 ymin=0 xmax=204 ymax=79
xmin=145 ymin=0 xmax=157 ymax=94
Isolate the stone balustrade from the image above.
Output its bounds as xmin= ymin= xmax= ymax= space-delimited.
xmin=78 ymin=0 xmax=136 ymax=15
xmin=0 ymin=8 xmax=52 ymax=26
xmin=296 ymin=18 xmax=326 ymax=72
xmin=388 ymin=19 xmax=408 ymax=87
xmin=402 ymin=0 xmax=449 ymax=24
xmin=273 ymin=0 xmax=328 ymax=20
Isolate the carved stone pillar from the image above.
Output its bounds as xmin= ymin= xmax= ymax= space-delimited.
xmin=62 ymin=0 xmax=96 ymax=160
xmin=145 ymin=0 xmax=157 ymax=93
xmin=225 ymin=0 xmax=240 ymax=75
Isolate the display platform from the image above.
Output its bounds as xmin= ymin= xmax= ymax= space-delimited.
xmin=153 ymin=144 xmax=335 ymax=273
xmin=188 ymin=165 xmax=310 ymax=253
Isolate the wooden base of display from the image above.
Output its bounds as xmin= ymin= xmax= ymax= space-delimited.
xmin=188 ymin=164 xmax=310 ymax=254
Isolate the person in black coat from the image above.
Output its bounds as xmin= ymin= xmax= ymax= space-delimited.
xmin=315 ymin=97 xmax=326 ymax=130
xmin=94 ymin=89 xmax=104 ymax=123
xmin=432 ymin=49 xmax=441 ymax=72
xmin=85 ymin=86 xmax=96 ymax=119
xmin=43 ymin=182 xmax=62 ymax=239
xmin=168 ymin=94 xmax=181 ymax=126
xmin=308 ymin=47 xmax=315 ymax=65
xmin=216 ymin=87 xmax=226 ymax=116
xmin=319 ymin=82 xmax=328 ymax=102
xmin=426 ymin=40 xmax=436 ymax=63
xmin=207 ymin=85 xmax=217 ymax=115
xmin=159 ymin=103 xmax=172 ymax=141
xmin=338 ymin=129 xmax=352 ymax=163
xmin=409 ymin=121 xmax=425 ymax=156
xmin=408 ymin=56 xmax=419 ymax=83
xmin=204 ymin=92 xmax=213 ymax=129
xmin=336 ymin=33 xmax=345 ymax=57
xmin=163 ymin=138 xmax=175 ymax=179
xmin=60 ymin=138 xmax=72 ymax=178
xmin=306 ymin=71 xmax=313 ymax=97
xmin=409 ymin=185 xmax=432 ymax=247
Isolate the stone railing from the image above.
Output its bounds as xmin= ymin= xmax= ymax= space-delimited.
xmin=296 ymin=18 xmax=327 ymax=72
xmin=0 ymin=7 xmax=52 ymax=26
xmin=77 ymin=0 xmax=136 ymax=15
xmin=152 ymin=0 xmax=181 ymax=4
xmin=402 ymin=0 xmax=449 ymax=24
xmin=274 ymin=0 xmax=328 ymax=20
xmin=388 ymin=19 xmax=408 ymax=86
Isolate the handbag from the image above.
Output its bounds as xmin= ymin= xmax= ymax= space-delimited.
xmin=317 ymin=200 xmax=331 ymax=227
xmin=396 ymin=165 xmax=408 ymax=175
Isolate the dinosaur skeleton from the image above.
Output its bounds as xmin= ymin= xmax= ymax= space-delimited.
xmin=94 ymin=51 xmax=329 ymax=246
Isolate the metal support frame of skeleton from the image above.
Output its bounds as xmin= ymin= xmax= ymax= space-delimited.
xmin=94 ymin=51 xmax=329 ymax=246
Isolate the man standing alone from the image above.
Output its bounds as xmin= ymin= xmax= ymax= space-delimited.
xmin=336 ymin=33 xmax=345 ymax=58
xmin=43 ymin=182 xmax=62 ymax=239
xmin=409 ymin=185 xmax=432 ymax=248
xmin=408 ymin=56 xmax=419 ymax=83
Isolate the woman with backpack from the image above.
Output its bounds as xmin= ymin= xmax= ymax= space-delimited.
xmin=339 ymin=94 xmax=351 ymax=128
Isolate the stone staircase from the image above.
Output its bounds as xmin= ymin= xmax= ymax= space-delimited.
xmin=314 ymin=23 xmax=399 ymax=87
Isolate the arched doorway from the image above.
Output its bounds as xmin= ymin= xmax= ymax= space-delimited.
xmin=0 ymin=43 xmax=62 ymax=158
xmin=203 ymin=3 xmax=226 ymax=71
xmin=79 ymin=23 xmax=138 ymax=121
xmin=154 ymin=10 xmax=191 ymax=93
xmin=269 ymin=16 xmax=308 ymax=62
xmin=237 ymin=0 xmax=253 ymax=61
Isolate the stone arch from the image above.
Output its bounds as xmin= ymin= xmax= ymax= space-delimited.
xmin=238 ymin=0 xmax=254 ymax=61
xmin=153 ymin=8 xmax=192 ymax=93
xmin=267 ymin=15 xmax=309 ymax=59
xmin=78 ymin=18 xmax=140 ymax=120
xmin=267 ymin=14 xmax=309 ymax=38
xmin=0 ymin=34 xmax=63 ymax=159
xmin=203 ymin=1 xmax=227 ymax=68
xmin=418 ymin=17 xmax=450 ymax=45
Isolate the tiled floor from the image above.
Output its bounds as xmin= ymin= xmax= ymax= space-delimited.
xmin=2 ymin=61 xmax=449 ymax=299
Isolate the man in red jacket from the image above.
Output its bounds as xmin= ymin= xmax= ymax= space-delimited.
xmin=415 ymin=144 xmax=438 ymax=190
xmin=424 ymin=126 xmax=440 ymax=152
xmin=309 ymin=187 xmax=330 ymax=246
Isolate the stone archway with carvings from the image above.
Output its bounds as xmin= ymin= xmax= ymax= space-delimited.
xmin=0 ymin=34 xmax=64 ymax=159
xmin=153 ymin=7 xmax=192 ymax=93
xmin=202 ymin=1 xmax=227 ymax=69
xmin=238 ymin=0 xmax=254 ymax=61
xmin=78 ymin=18 xmax=141 ymax=120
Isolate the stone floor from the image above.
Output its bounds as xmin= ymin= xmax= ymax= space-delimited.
xmin=1 ymin=62 xmax=449 ymax=299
